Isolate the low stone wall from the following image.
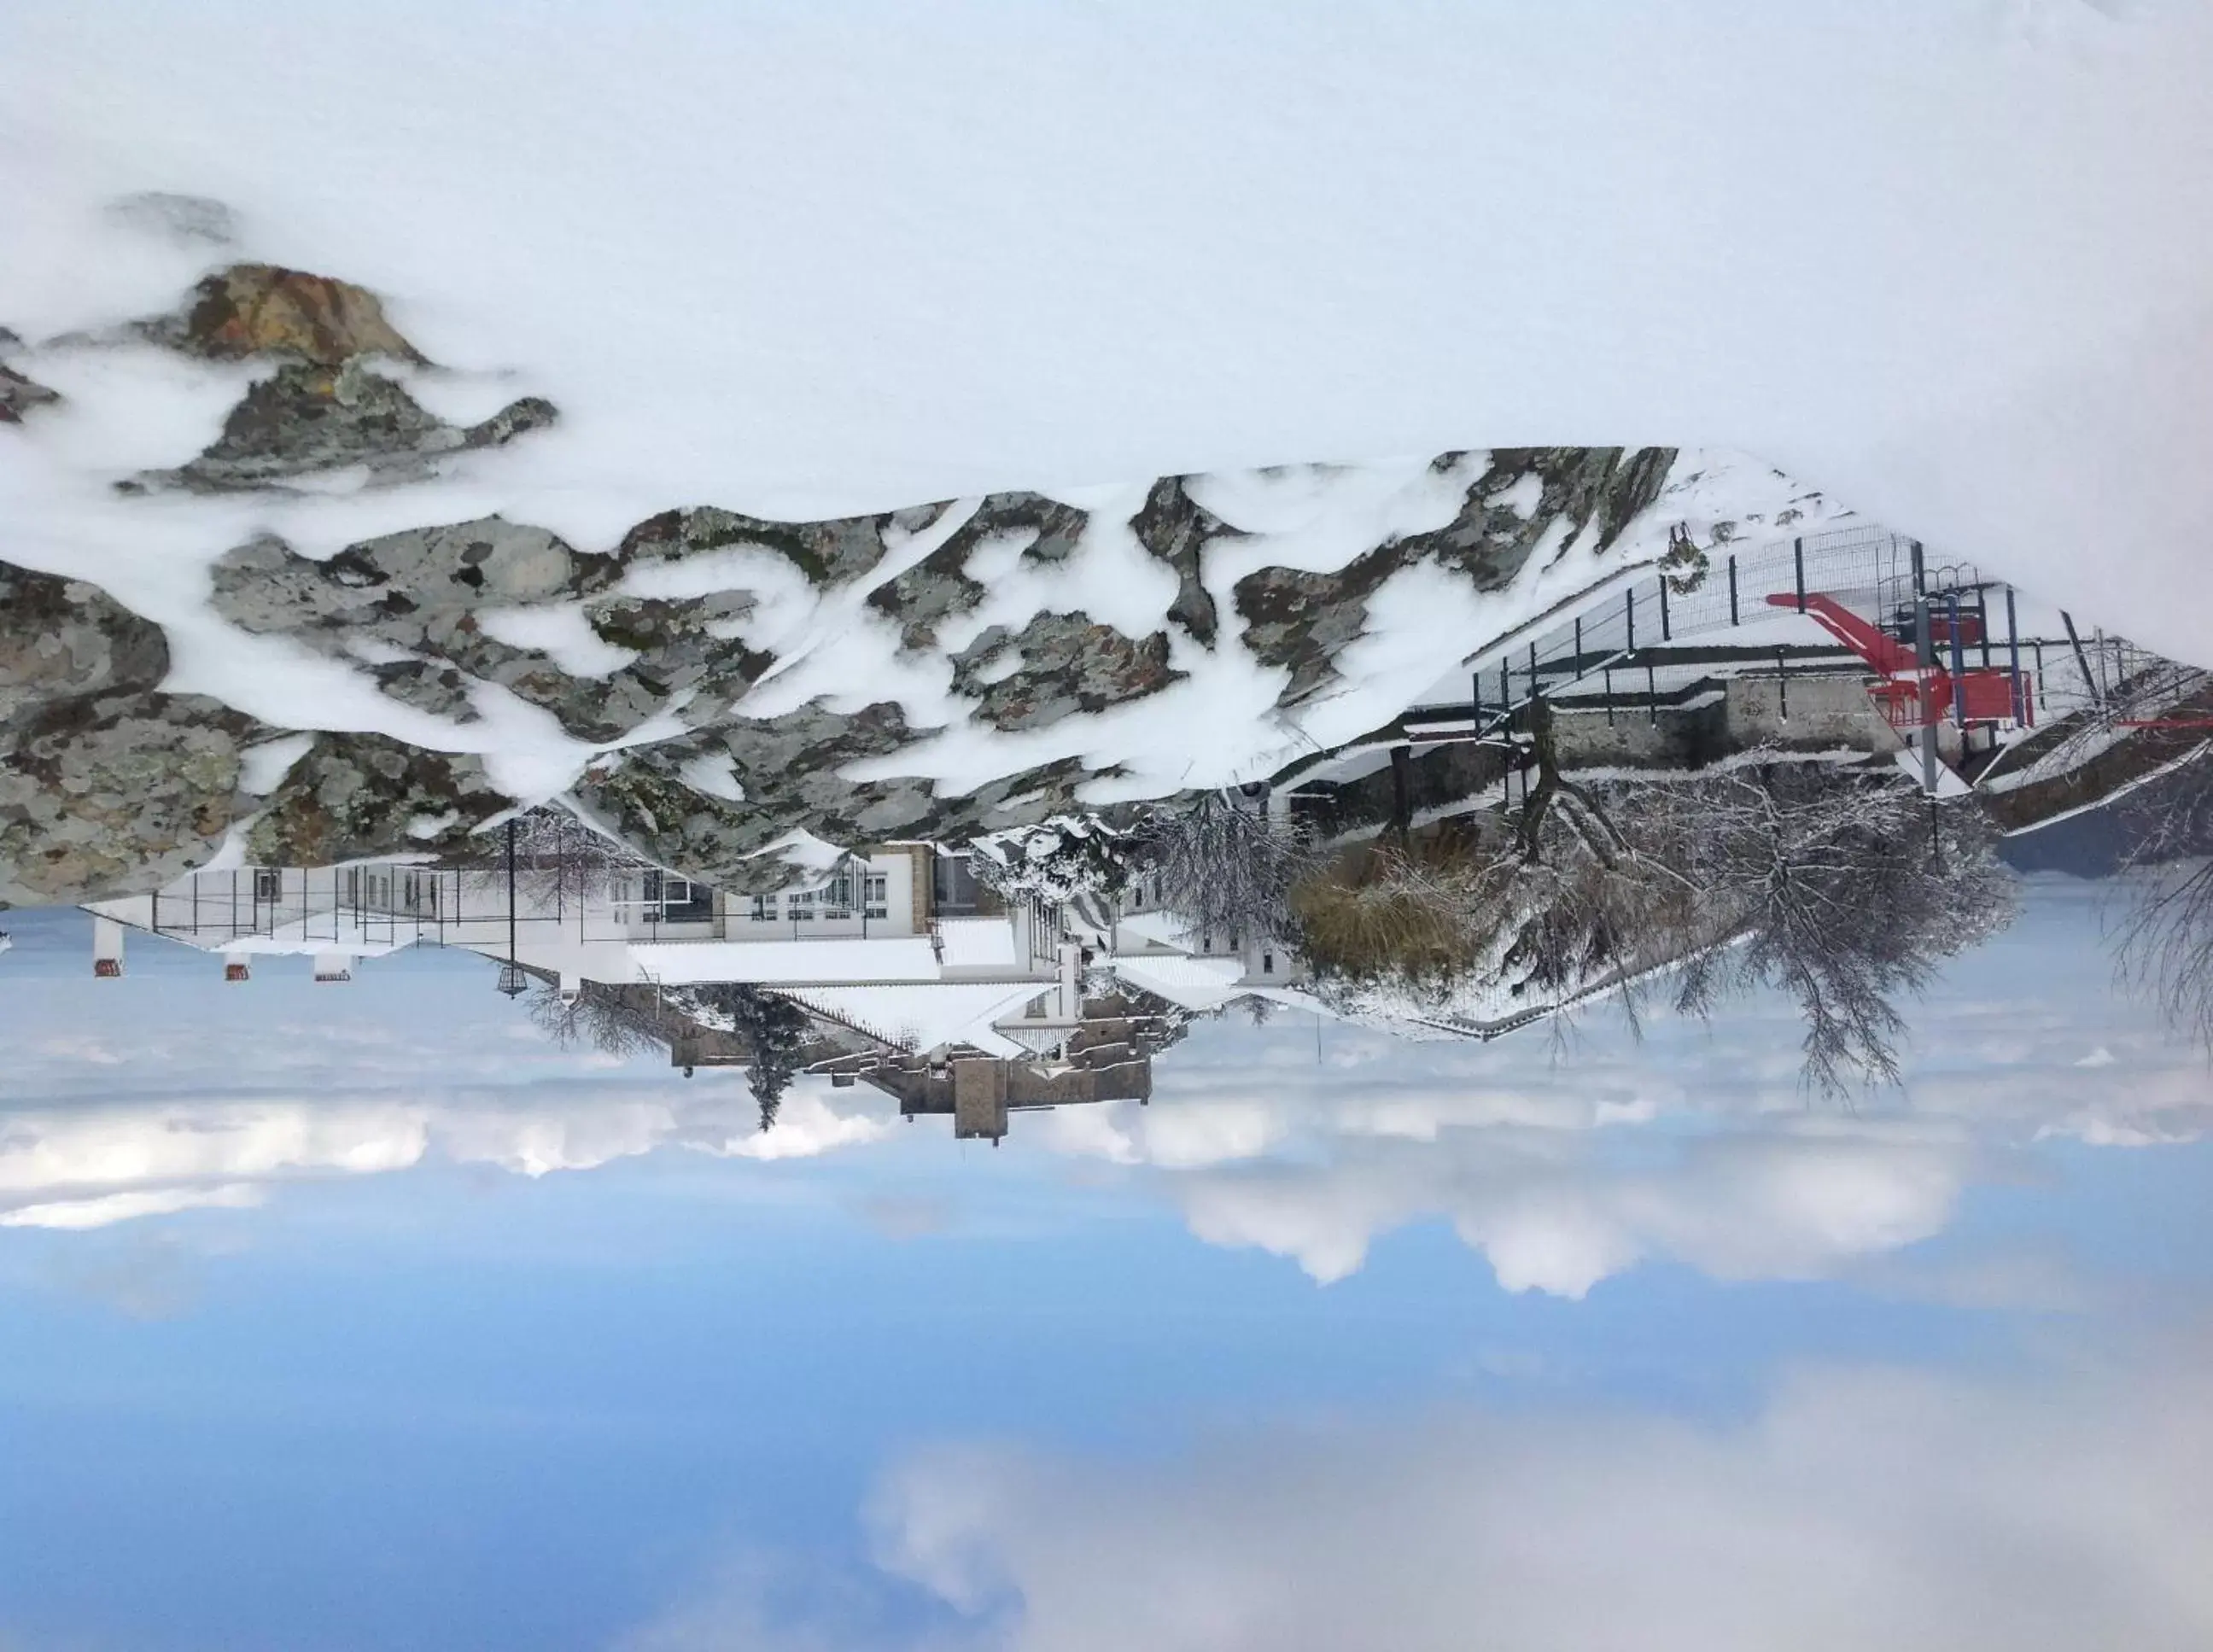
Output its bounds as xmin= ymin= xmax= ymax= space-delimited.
xmin=1724 ymin=674 xmax=1903 ymax=753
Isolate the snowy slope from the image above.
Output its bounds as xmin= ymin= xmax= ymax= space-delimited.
xmin=5 ymin=1 xmax=2210 ymax=668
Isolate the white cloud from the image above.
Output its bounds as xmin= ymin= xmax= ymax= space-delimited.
xmin=0 ymin=1183 xmax=261 ymax=1230
xmin=835 ymin=1338 xmax=2213 ymax=1652
xmin=1039 ymin=880 xmax=2209 ymax=1297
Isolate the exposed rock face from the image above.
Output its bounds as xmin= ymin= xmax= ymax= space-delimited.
xmin=575 ymin=712 xmax=1108 ymax=893
xmin=245 ymin=734 xmax=507 ymax=866
xmin=1235 ymin=447 xmax=1676 ymax=701
xmin=0 ymin=562 xmax=266 ymax=905
xmin=213 ymin=519 xmax=619 ymax=628
xmin=618 ymin=502 xmax=939 ymax=592
xmin=950 ymin=613 xmax=1180 ymax=731
xmin=130 ymin=361 xmax=557 ymax=493
xmin=121 ymin=265 xmax=555 ymax=493
xmin=106 ymin=191 xmax=237 ymax=248
xmin=1133 ymin=476 xmax=1234 ymax=645
xmin=139 ymin=264 xmax=425 ymax=366
xmin=0 ymin=330 xmax=60 ymax=424
xmin=3 ymin=252 xmax=1701 ymax=902
xmin=209 ymin=518 xmax=769 ymax=741
xmin=0 ymin=562 xmax=170 ymax=722
xmin=865 ymin=492 xmax=1089 ymax=651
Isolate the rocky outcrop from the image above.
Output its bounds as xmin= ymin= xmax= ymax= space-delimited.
xmin=208 ymin=518 xmax=770 ymax=740
xmin=245 ymin=734 xmax=507 ymax=866
xmin=950 ymin=613 xmax=1180 ymax=732
xmin=120 ymin=265 xmax=554 ymax=493
xmin=0 ymin=562 xmax=268 ymax=905
xmin=574 ymin=710 xmax=1110 ymax=893
xmin=1235 ymin=447 xmax=1675 ymax=701
xmin=0 ymin=562 xmax=170 ymax=722
xmin=128 ymin=360 xmax=557 ymax=493
xmin=865 ymin=492 xmax=1089 ymax=650
xmin=1133 ymin=476 xmax=1234 ymax=645
xmin=0 ymin=330 xmax=60 ymax=423
xmin=617 ymin=502 xmax=943 ymax=593
xmin=3 ymin=249 xmax=1703 ymax=898
xmin=106 ymin=192 xmax=238 ymax=248
xmin=136 ymin=264 xmax=424 ymax=367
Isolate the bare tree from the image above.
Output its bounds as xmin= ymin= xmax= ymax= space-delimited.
xmin=2113 ymin=743 xmax=2213 ymax=1052
xmin=1299 ymin=717 xmax=2017 ymax=1093
xmin=1661 ymin=766 xmax=2015 ymax=1091
xmin=972 ymin=817 xmax=1132 ymax=906
xmin=449 ymin=804 xmax=656 ymax=909
xmin=1127 ymin=790 xmax=1316 ymax=945
xmin=525 ymin=979 xmax=673 ymax=1059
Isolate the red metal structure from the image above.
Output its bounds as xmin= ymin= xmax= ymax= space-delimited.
xmin=1766 ymin=593 xmax=2031 ymax=730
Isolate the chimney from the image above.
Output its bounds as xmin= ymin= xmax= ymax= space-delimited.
xmin=312 ymin=952 xmax=355 ymax=984
xmin=223 ymin=954 xmax=251 ymax=984
xmin=92 ymin=916 xmax=125 ymax=978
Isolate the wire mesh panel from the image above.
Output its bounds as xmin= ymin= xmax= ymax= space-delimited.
xmin=1463 ymin=527 xmax=1929 ymax=732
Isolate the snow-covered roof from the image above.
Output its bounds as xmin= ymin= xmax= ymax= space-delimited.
xmin=1109 ymin=954 xmax=1248 ymax=1012
xmin=936 ymin=917 xmax=1020 ymax=970
xmin=1116 ymin=908 xmax=1199 ymax=950
xmin=778 ymin=982 xmax=1042 ymax=1057
xmin=629 ymin=937 xmax=943 ymax=985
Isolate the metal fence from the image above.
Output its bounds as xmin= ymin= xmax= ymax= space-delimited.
xmin=1450 ymin=523 xmax=2010 ymax=733
xmin=1464 ymin=524 xmax=1913 ymax=721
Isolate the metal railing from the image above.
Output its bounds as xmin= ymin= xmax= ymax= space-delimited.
xmin=1450 ymin=523 xmax=1927 ymax=734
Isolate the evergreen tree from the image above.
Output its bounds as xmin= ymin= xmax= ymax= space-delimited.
xmin=689 ymin=983 xmax=811 ymax=1131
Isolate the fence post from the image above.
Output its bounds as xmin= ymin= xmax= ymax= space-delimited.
xmin=1728 ymin=555 xmax=1739 ymax=626
xmin=1776 ymin=649 xmax=1790 ymax=721
xmin=2006 ymin=587 xmax=2023 ymax=726
xmin=1793 ymin=538 xmax=1807 ymax=613
xmin=1910 ymin=540 xmax=1925 ymax=597
xmin=1660 ymin=578 xmax=1672 ymax=641
xmin=1529 ymin=641 xmax=1539 ymax=698
xmin=1574 ymin=616 xmax=1583 ymax=672
xmin=1501 ymin=663 xmax=1511 ymax=717
xmin=1947 ymin=594 xmax=1970 ymax=729
xmin=1626 ymin=587 xmax=1637 ymax=652
xmin=1604 ymin=666 xmax=1614 ymax=726
xmin=1647 ymin=660 xmax=1658 ymax=726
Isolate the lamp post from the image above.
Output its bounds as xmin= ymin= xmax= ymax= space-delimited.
xmin=496 ymin=815 xmax=526 ymax=997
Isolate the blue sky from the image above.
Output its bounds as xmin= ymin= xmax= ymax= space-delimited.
xmin=2 ymin=879 xmax=2210 ymax=1649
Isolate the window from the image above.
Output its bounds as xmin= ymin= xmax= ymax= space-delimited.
xmin=823 ymin=874 xmax=854 ymax=919
xmin=254 ymin=869 xmax=282 ymax=902
xmin=750 ymin=894 xmax=774 ymax=922
xmin=1263 ymin=953 xmax=1276 ymax=975
xmin=643 ymin=871 xmax=715 ymax=925
xmin=789 ymin=890 xmax=815 ymax=921
xmin=865 ymin=873 xmax=889 ymax=920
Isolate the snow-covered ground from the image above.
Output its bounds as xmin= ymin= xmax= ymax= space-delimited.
xmin=3 ymin=2 xmax=2210 ymax=817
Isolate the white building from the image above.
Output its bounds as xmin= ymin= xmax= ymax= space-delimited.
xmin=78 ymin=844 xmax=1071 ymax=995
